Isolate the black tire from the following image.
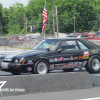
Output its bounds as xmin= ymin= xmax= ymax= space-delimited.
xmin=11 ymin=72 xmax=21 ymax=75
xmin=33 ymin=60 xmax=49 ymax=74
xmin=0 ymin=68 xmax=3 ymax=71
xmin=63 ymin=68 xmax=75 ymax=72
xmin=85 ymin=55 xmax=100 ymax=74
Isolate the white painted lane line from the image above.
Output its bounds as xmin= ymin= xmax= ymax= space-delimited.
xmin=0 ymin=51 xmax=19 ymax=52
xmin=78 ymin=97 xmax=100 ymax=100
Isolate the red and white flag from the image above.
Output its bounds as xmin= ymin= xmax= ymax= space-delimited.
xmin=42 ymin=0 xmax=47 ymax=31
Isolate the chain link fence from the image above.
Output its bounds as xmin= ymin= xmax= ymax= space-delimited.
xmin=0 ymin=35 xmax=100 ymax=51
xmin=0 ymin=33 xmax=44 ymax=50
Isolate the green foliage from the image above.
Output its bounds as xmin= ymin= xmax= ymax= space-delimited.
xmin=0 ymin=3 xmax=3 ymax=21
xmin=19 ymin=28 xmax=25 ymax=34
xmin=92 ymin=21 xmax=99 ymax=32
xmin=4 ymin=3 xmax=26 ymax=35
xmin=0 ymin=0 xmax=100 ymax=35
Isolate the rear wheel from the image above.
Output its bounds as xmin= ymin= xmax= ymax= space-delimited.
xmin=33 ymin=60 xmax=49 ymax=74
xmin=85 ymin=55 xmax=100 ymax=73
xmin=63 ymin=68 xmax=75 ymax=72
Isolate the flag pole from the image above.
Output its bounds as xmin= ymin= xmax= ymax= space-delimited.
xmin=52 ymin=0 xmax=55 ymax=38
xmin=44 ymin=30 xmax=45 ymax=39
xmin=42 ymin=27 xmax=45 ymax=39
xmin=42 ymin=0 xmax=47 ymax=39
xmin=42 ymin=25 xmax=44 ymax=38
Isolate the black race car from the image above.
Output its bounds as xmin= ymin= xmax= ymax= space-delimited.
xmin=1 ymin=37 xmax=100 ymax=75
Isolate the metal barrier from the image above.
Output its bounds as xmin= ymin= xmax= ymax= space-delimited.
xmin=0 ymin=35 xmax=43 ymax=50
xmin=0 ymin=37 xmax=100 ymax=50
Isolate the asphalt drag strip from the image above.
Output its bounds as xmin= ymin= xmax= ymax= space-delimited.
xmin=0 ymin=86 xmax=100 ymax=100
xmin=0 ymin=71 xmax=93 ymax=97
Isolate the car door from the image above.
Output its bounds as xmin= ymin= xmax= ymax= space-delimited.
xmin=52 ymin=40 xmax=86 ymax=69
xmin=77 ymin=40 xmax=90 ymax=60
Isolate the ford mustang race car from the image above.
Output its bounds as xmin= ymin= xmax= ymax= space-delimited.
xmin=1 ymin=37 xmax=100 ymax=75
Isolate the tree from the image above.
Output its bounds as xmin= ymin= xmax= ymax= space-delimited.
xmin=7 ymin=3 xmax=26 ymax=35
xmin=1 ymin=0 xmax=100 ymax=35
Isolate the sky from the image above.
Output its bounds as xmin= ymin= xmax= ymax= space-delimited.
xmin=0 ymin=0 xmax=29 ymax=8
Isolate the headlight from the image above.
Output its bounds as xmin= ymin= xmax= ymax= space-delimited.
xmin=19 ymin=58 xmax=24 ymax=63
xmin=15 ymin=59 xmax=18 ymax=63
xmin=14 ymin=58 xmax=24 ymax=63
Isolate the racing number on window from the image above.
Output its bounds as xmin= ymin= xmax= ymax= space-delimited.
xmin=59 ymin=40 xmax=78 ymax=51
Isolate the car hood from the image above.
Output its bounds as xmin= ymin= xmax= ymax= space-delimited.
xmin=4 ymin=49 xmax=47 ymax=59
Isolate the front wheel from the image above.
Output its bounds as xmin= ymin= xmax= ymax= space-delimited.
xmin=33 ymin=60 xmax=49 ymax=74
xmin=85 ymin=55 xmax=100 ymax=74
xmin=63 ymin=68 xmax=75 ymax=72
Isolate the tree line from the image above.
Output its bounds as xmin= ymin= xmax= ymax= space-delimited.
xmin=0 ymin=0 xmax=100 ymax=36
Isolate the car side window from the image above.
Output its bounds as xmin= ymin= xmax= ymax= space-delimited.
xmin=77 ymin=41 xmax=88 ymax=50
xmin=59 ymin=40 xmax=79 ymax=51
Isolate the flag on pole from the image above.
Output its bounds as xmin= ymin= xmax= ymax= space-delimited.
xmin=42 ymin=0 xmax=47 ymax=31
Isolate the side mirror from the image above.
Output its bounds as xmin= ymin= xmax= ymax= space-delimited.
xmin=46 ymin=48 xmax=50 ymax=52
xmin=58 ymin=48 xmax=63 ymax=52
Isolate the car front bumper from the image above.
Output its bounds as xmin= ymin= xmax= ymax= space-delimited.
xmin=1 ymin=62 xmax=33 ymax=73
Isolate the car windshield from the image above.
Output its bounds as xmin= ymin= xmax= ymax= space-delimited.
xmin=32 ymin=39 xmax=60 ymax=50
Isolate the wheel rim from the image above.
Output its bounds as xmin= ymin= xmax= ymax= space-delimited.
xmin=92 ymin=58 xmax=100 ymax=70
xmin=37 ymin=62 xmax=47 ymax=74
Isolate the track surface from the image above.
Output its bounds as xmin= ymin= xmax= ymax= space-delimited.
xmin=0 ymin=69 xmax=100 ymax=100
xmin=0 ymin=84 xmax=100 ymax=100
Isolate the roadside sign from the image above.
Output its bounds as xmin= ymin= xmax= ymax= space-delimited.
xmin=79 ymin=29 xmax=82 ymax=32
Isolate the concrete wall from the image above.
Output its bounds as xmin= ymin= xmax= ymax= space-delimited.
xmin=0 ymin=72 xmax=93 ymax=97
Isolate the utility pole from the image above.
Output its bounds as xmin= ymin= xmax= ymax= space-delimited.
xmin=42 ymin=19 xmax=44 ymax=37
xmin=0 ymin=25 xmax=1 ymax=38
xmin=26 ymin=18 xmax=27 ymax=36
xmin=0 ymin=21 xmax=2 ymax=38
xmin=74 ymin=14 xmax=75 ymax=33
xmin=25 ymin=18 xmax=27 ymax=50
xmin=24 ymin=15 xmax=26 ymax=50
xmin=98 ymin=18 xmax=100 ymax=32
xmin=52 ymin=0 xmax=55 ymax=38
xmin=55 ymin=6 xmax=59 ymax=38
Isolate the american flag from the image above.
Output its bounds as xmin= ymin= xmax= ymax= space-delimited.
xmin=42 ymin=0 xmax=47 ymax=31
